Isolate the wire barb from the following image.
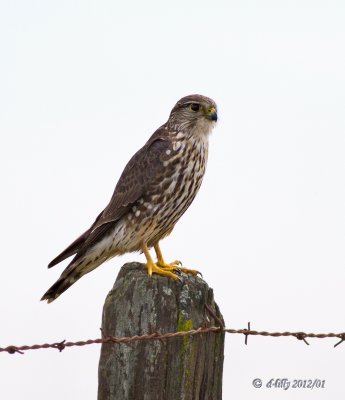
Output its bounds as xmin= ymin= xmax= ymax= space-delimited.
xmin=334 ymin=333 xmax=345 ymax=348
xmin=4 ymin=346 xmax=24 ymax=355
xmin=295 ymin=333 xmax=310 ymax=345
xmin=52 ymin=340 xmax=66 ymax=352
xmin=244 ymin=322 xmax=251 ymax=345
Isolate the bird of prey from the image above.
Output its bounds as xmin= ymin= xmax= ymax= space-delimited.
xmin=41 ymin=94 xmax=217 ymax=303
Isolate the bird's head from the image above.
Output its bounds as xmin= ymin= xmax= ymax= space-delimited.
xmin=168 ymin=94 xmax=217 ymax=136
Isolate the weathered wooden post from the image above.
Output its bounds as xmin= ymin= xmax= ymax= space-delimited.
xmin=98 ymin=262 xmax=225 ymax=400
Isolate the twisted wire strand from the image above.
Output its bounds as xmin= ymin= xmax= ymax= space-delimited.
xmin=1 ymin=326 xmax=345 ymax=354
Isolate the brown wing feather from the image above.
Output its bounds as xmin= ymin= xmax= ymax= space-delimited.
xmin=89 ymin=131 xmax=170 ymax=232
xmin=47 ymin=127 xmax=170 ymax=268
xmin=47 ymin=211 xmax=103 ymax=268
xmin=48 ymin=228 xmax=91 ymax=268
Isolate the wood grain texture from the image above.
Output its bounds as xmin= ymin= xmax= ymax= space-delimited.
xmin=98 ymin=262 xmax=225 ymax=400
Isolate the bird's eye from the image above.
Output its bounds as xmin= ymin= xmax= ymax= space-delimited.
xmin=189 ymin=103 xmax=200 ymax=112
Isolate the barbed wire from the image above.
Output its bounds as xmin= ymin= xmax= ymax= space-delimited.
xmin=1 ymin=323 xmax=345 ymax=355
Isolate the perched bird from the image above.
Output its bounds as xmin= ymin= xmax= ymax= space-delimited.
xmin=41 ymin=94 xmax=217 ymax=303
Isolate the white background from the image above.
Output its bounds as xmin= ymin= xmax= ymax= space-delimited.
xmin=1 ymin=1 xmax=345 ymax=399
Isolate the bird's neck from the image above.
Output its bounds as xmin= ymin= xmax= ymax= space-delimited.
xmin=168 ymin=119 xmax=213 ymax=141
xmin=168 ymin=127 xmax=209 ymax=163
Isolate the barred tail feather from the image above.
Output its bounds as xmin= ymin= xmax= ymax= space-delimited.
xmin=41 ymin=255 xmax=107 ymax=303
xmin=41 ymin=275 xmax=77 ymax=304
xmin=43 ymin=221 xmax=120 ymax=303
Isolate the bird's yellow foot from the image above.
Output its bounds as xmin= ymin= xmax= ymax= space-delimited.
xmin=145 ymin=260 xmax=180 ymax=280
xmin=152 ymin=243 xmax=202 ymax=277
xmin=157 ymin=260 xmax=201 ymax=276
xmin=156 ymin=259 xmax=181 ymax=271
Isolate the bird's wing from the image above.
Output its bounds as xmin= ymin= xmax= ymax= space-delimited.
xmin=47 ymin=211 xmax=103 ymax=268
xmin=71 ymin=134 xmax=170 ymax=257
xmin=48 ymin=227 xmax=92 ymax=268
xmin=48 ymin=130 xmax=170 ymax=267
xmin=90 ymin=133 xmax=170 ymax=232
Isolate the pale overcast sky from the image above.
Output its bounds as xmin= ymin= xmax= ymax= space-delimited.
xmin=1 ymin=1 xmax=345 ymax=399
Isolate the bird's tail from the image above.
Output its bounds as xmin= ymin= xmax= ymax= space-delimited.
xmin=41 ymin=255 xmax=105 ymax=303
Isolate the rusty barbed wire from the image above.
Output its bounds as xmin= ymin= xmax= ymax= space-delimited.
xmin=1 ymin=324 xmax=345 ymax=355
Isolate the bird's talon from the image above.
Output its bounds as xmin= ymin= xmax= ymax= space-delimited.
xmin=177 ymin=267 xmax=200 ymax=276
xmin=145 ymin=261 xmax=180 ymax=280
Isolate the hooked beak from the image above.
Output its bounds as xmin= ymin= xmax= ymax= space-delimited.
xmin=205 ymin=106 xmax=217 ymax=122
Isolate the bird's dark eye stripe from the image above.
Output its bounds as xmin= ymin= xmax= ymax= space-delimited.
xmin=190 ymin=103 xmax=200 ymax=112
